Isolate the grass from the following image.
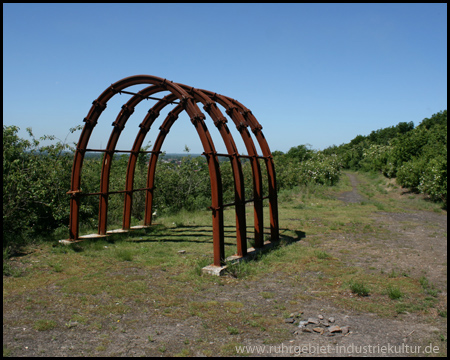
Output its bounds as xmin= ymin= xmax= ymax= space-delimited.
xmin=33 ymin=319 xmax=57 ymax=331
xmin=349 ymin=279 xmax=370 ymax=297
xmin=3 ymin=171 xmax=447 ymax=356
xmin=386 ymin=285 xmax=403 ymax=300
xmin=314 ymin=250 xmax=331 ymax=259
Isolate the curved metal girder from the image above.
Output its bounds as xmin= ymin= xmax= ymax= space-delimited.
xmin=227 ymin=98 xmax=279 ymax=242
xmin=99 ymin=85 xmax=166 ymax=235
xmin=120 ymin=85 xmax=249 ymax=258
xmin=199 ymin=90 xmax=265 ymax=248
xmin=68 ymin=75 xmax=279 ymax=269
xmin=178 ymin=85 xmax=247 ymax=257
xmin=122 ymin=90 xmax=176 ymax=230
xmin=69 ymin=75 xmax=225 ymax=265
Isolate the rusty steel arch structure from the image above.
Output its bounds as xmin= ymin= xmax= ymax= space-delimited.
xmin=67 ymin=75 xmax=279 ymax=267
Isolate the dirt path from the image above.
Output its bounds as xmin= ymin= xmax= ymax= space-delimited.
xmin=337 ymin=172 xmax=367 ymax=203
xmin=337 ymin=173 xmax=447 ymax=293
xmin=271 ymin=172 xmax=447 ymax=357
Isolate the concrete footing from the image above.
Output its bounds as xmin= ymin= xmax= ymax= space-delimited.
xmin=58 ymin=225 xmax=151 ymax=244
xmin=202 ymin=240 xmax=276 ymax=276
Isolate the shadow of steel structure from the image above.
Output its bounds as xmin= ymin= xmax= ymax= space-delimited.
xmin=66 ymin=75 xmax=279 ymax=267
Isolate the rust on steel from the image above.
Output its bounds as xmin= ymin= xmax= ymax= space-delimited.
xmin=67 ymin=75 xmax=279 ymax=267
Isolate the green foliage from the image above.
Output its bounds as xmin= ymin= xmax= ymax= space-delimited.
xmin=286 ymin=144 xmax=313 ymax=162
xmin=396 ymin=157 xmax=427 ymax=191
xmin=3 ymin=125 xmax=80 ymax=250
xmin=153 ymin=155 xmax=211 ymax=215
xmin=273 ymin=149 xmax=342 ymax=190
xmin=1 ymin=121 xmax=344 ymax=256
xmin=6 ymin=110 xmax=444 ymax=255
xmin=324 ymin=110 xmax=447 ymax=207
xmin=418 ymin=155 xmax=447 ymax=206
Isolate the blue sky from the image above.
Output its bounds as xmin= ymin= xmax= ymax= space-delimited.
xmin=3 ymin=3 xmax=447 ymax=154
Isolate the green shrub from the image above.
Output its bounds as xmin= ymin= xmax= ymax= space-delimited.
xmin=386 ymin=285 xmax=403 ymax=300
xmin=274 ymin=150 xmax=342 ymax=189
xmin=349 ymin=280 xmax=370 ymax=296
xmin=418 ymin=156 xmax=447 ymax=207
xmin=396 ymin=157 xmax=426 ymax=191
xmin=3 ymin=125 xmax=80 ymax=250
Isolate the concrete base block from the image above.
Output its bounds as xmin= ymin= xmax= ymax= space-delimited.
xmin=202 ymin=240 xmax=277 ymax=276
xmin=107 ymin=229 xmax=129 ymax=234
xmin=58 ymin=239 xmax=83 ymax=245
xmin=80 ymin=233 xmax=108 ymax=239
xmin=58 ymin=225 xmax=152 ymax=244
xmin=202 ymin=264 xmax=228 ymax=276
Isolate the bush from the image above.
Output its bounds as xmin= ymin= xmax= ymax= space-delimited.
xmin=324 ymin=110 xmax=447 ymax=206
xmin=396 ymin=157 xmax=427 ymax=191
xmin=418 ymin=156 xmax=447 ymax=207
xmin=274 ymin=150 xmax=342 ymax=190
xmin=359 ymin=144 xmax=393 ymax=174
xmin=3 ymin=125 xmax=79 ymax=250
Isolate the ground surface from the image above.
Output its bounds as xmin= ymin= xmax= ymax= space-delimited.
xmin=3 ymin=172 xmax=447 ymax=357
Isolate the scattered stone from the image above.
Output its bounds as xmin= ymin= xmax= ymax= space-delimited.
xmin=313 ymin=327 xmax=324 ymax=335
xmin=295 ymin=314 xmax=350 ymax=336
xmin=329 ymin=325 xmax=341 ymax=333
xmin=289 ymin=313 xmax=296 ymax=318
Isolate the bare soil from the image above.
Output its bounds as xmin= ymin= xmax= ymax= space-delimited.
xmin=3 ymin=173 xmax=447 ymax=357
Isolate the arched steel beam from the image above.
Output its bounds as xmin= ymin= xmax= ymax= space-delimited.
xmin=128 ymin=86 xmax=247 ymax=258
xmin=69 ymin=75 xmax=226 ymax=265
xmin=120 ymin=84 xmax=249 ymax=258
xmin=117 ymin=90 xmax=226 ymax=264
xmin=122 ymin=90 xmax=177 ymax=230
xmin=98 ymin=84 xmax=167 ymax=235
xmin=199 ymin=90 xmax=265 ymax=248
xmin=227 ymin=98 xmax=279 ymax=242
xmin=179 ymin=85 xmax=247 ymax=257
xmin=142 ymin=99 xmax=181 ymax=228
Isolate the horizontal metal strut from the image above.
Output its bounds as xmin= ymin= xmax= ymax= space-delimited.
xmin=118 ymin=89 xmax=180 ymax=105
xmin=72 ymin=187 xmax=156 ymax=197
xmin=82 ymin=148 xmax=162 ymax=154
xmin=205 ymin=152 xmax=269 ymax=160
xmin=222 ymin=195 xmax=270 ymax=208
